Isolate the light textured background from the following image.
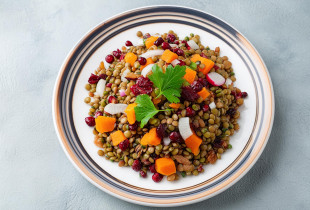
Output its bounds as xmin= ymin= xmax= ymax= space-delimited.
xmin=1 ymin=0 xmax=309 ymax=209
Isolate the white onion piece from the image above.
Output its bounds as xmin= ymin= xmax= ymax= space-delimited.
xmin=171 ymin=59 xmax=180 ymax=67
xmin=94 ymin=79 xmax=106 ymax=96
xmin=187 ymin=40 xmax=199 ymax=50
xmin=121 ymin=69 xmax=130 ymax=82
xmin=141 ymin=64 xmax=155 ymax=77
xmin=163 ymin=137 xmax=171 ymax=145
xmin=140 ymin=50 xmax=164 ymax=59
xmin=169 ymin=44 xmax=178 ymax=48
xmin=104 ymin=104 xmax=128 ymax=115
xmin=209 ymin=102 xmax=216 ymax=109
xmin=178 ymin=117 xmax=193 ymax=140
xmin=225 ymin=78 xmax=232 ymax=86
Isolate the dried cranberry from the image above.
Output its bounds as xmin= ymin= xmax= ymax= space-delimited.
xmin=154 ymin=37 xmax=164 ymax=46
xmin=152 ymin=173 xmax=163 ymax=183
xmin=213 ymin=138 xmax=222 ymax=148
xmin=119 ymin=54 xmax=125 ymax=61
xmin=132 ymin=160 xmax=142 ymax=172
xmin=174 ymin=40 xmax=179 ymax=45
xmin=85 ymin=116 xmax=95 ymax=126
xmin=169 ymin=131 xmax=183 ymax=144
xmin=197 ymin=164 xmax=203 ymax=172
xmin=88 ymin=73 xmax=100 ymax=84
xmin=140 ymin=170 xmax=147 ymax=178
xmin=105 ymin=54 xmax=114 ymax=64
xmin=172 ymin=48 xmax=178 ymax=53
xmin=98 ymin=74 xmax=107 ymax=80
xmin=167 ymin=33 xmax=176 ymax=43
xmin=178 ymin=60 xmax=186 ymax=66
xmin=119 ymin=139 xmax=130 ymax=151
xmin=130 ymin=76 xmax=153 ymax=96
xmin=236 ymin=92 xmax=242 ymax=99
xmin=143 ymin=33 xmax=151 ymax=39
xmin=156 ymin=124 xmax=167 ymax=139
xmin=149 ymin=164 xmax=157 ymax=173
xmin=138 ymin=57 xmax=147 ymax=65
xmin=106 ymin=83 xmax=112 ymax=88
xmin=125 ymin=40 xmax=133 ymax=46
xmin=191 ymin=81 xmax=203 ymax=92
xmin=181 ymin=86 xmax=199 ymax=102
xmin=186 ymin=107 xmax=196 ymax=117
xmin=162 ymin=42 xmax=171 ymax=50
xmin=202 ymin=104 xmax=209 ymax=112
xmin=198 ymin=78 xmax=208 ymax=87
xmin=95 ymin=111 xmax=103 ymax=118
xmin=241 ymin=92 xmax=248 ymax=98
xmin=226 ymin=108 xmax=236 ymax=117
xmin=213 ymin=65 xmax=220 ymax=70
xmin=112 ymin=49 xmax=121 ymax=59
xmin=128 ymin=122 xmax=138 ymax=131
xmin=108 ymin=95 xmax=117 ymax=103
xmin=181 ymin=40 xmax=189 ymax=48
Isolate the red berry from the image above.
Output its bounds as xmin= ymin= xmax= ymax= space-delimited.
xmin=88 ymin=73 xmax=100 ymax=84
xmin=167 ymin=33 xmax=176 ymax=43
xmin=178 ymin=60 xmax=186 ymax=66
xmin=105 ymin=54 xmax=114 ymax=63
xmin=149 ymin=164 xmax=157 ymax=173
xmin=106 ymin=83 xmax=112 ymax=88
xmin=156 ymin=124 xmax=167 ymax=139
xmin=85 ymin=116 xmax=95 ymax=126
xmin=197 ymin=164 xmax=203 ymax=172
xmin=108 ymin=95 xmax=117 ymax=103
xmin=128 ymin=122 xmax=138 ymax=131
xmin=241 ymin=92 xmax=248 ymax=98
xmin=198 ymin=78 xmax=208 ymax=86
xmin=201 ymin=53 xmax=208 ymax=58
xmin=154 ymin=37 xmax=164 ymax=46
xmin=112 ymin=50 xmax=121 ymax=59
xmin=186 ymin=107 xmax=196 ymax=117
xmin=191 ymin=81 xmax=203 ymax=92
xmin=143 ymin=33 xmax=151 ymax=39
xmin=119 ymin=139 xmax=130 ymax=151
xmin=125 ymin=40 xmax=133 ymax=46
xmin=202 ymin=104 xmax=209 ymax=112
xmin=119 ymin=54 xmax=125 ymax=61
xmin=174 ymin=40 xmax=179 ymax=45
xmin=169 ymin=131 xmax=183 ymax=143
xmin=176 ymin=49 xmax=184 ymax=56
xmin=132 ymin=160 xmax=142 ymax=172
xmin=152 ymin=173 xmax=163 ymax=183
xmin=162 ymin=42 xmax=171 ymax=50
xmin=99 ymin=74 xmax=107 ymax=80
xmin=213 ymin=65 xmax=219 ymax=70
xmin=181 ymin=86 xmax=199 ymax=102
xmin=138 ymin=57 xmax=147 ymax=65
xmin=94 ymin=111 xmax=103 ymax=118
xmin=139 ymin=170 xmax=147 ymax=178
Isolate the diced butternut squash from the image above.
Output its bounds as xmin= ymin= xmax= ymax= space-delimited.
xmin=169 ymin=103 xmax=181 ymax=109
xmin=124 ymin=52 xmax=137 ymax=67
xmin=155 ymin=157 xmax=176 ymax=176
xmin=190 ymin=54 xmax=214 ymax=74
xmin=161 ymin=50 xmax=178 ymax=63
xmin=140 ymin=128 xmax=161 ymax=146
xmin=183 ymin=68 xmax=197 ymax=84
xmin=145 ymin=36 xmax=158 ymax=49
xmin=197 ymin=87 xmax=210 ymax=100
xmin=99 ymin=61 xmax=105 ymax=69
xmin=153 ymin=98 xmax=161 ymax=105
xmin=199 ymin=57 xmax=214 ymax=74
xmin=124 ymin=103 xmax=137 ymax=124
xmin=111 ymin=130 xmax=127 ymax=146
xmin=185 ymin=134 xmax=202 ymax=156
xmin=95 ymin=116 xmax=116 ymax=133
xmin=140 ymin=57 xmax=154 ymax=70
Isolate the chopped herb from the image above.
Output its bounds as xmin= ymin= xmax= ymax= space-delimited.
xmin=148 ymin=64 xmax=186 ymax=103
xmin=190 ymin=33 xmax=194 ymax=37
xmin=206 ymin=47 xmax=210 ymax=50
xmin=230 ymin=72 xmax=235 ymax=76
xmin=185 ymin=36 xmax=189 ymax=41
xmin=228 ymin=144 xmax=232 ymax=149
xmin=189 ymin=61 xmax=197 ymax=70
xmin=180 ymin=171 xmax=186 ymax=177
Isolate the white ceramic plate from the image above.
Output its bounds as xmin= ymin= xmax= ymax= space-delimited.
xmin=53 ymin=6 xmax=274 ymax=207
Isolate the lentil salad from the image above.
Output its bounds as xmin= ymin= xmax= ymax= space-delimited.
xmin=84 ymin=31 xmax=248 ymax=182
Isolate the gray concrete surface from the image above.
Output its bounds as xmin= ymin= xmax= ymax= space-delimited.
xmin=0 ymin=0 xmax=309 ymax=209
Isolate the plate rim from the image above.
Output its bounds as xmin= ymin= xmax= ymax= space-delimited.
xmin=52 ymin=5 xmax=275 ymax=207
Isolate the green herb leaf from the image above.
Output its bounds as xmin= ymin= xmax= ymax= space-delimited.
xmin=134 ymin=94 xmax=170 ymax=128
xmin=149 ymin=64 xmax=186 ymax=103
xmin=180 ymin=171 xmax=186 ymax=177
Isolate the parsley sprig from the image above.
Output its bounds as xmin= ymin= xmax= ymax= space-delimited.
xmin=134 ymin=94 xmax=171 ymax=128
xmin=148 ymin=64 xmax=186 ymax=103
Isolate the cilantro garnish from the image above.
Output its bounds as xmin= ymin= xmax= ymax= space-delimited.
xmin=134 ymin=94 xmax=171 ymax=128
xmin=148 ymin=64 xmax=186 ymax=103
